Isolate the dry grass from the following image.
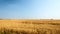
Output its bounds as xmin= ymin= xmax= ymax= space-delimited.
xmin=0 ymin=20 xmax=60 ymax=34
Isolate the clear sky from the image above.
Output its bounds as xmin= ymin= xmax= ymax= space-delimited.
xmin=0 ymin=0 xmax=60 ymax=19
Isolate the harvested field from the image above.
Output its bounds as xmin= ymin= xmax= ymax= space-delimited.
xmin=0 ymin=20 xmax=60 ymax=34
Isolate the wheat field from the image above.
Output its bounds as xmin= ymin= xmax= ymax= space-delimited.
xmin=0 ymin=19 xmax=60 ymax=34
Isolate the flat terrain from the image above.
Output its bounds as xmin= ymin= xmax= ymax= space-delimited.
xmin=0 ymin=19 xmax=60 ymax=34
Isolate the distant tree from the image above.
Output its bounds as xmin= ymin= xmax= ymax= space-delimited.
xmin=0 ymin=18 xmax=3 ymax=20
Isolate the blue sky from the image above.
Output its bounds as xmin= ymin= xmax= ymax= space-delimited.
xmin=0 ymin=0 xmax=60 ymax=19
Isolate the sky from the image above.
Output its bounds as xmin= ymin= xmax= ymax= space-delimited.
xmin=0 ymin=0 xmax=60 ymax=19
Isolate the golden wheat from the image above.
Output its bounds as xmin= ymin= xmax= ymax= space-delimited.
xmin=0 ymin=20 xmax=60 ymax=34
